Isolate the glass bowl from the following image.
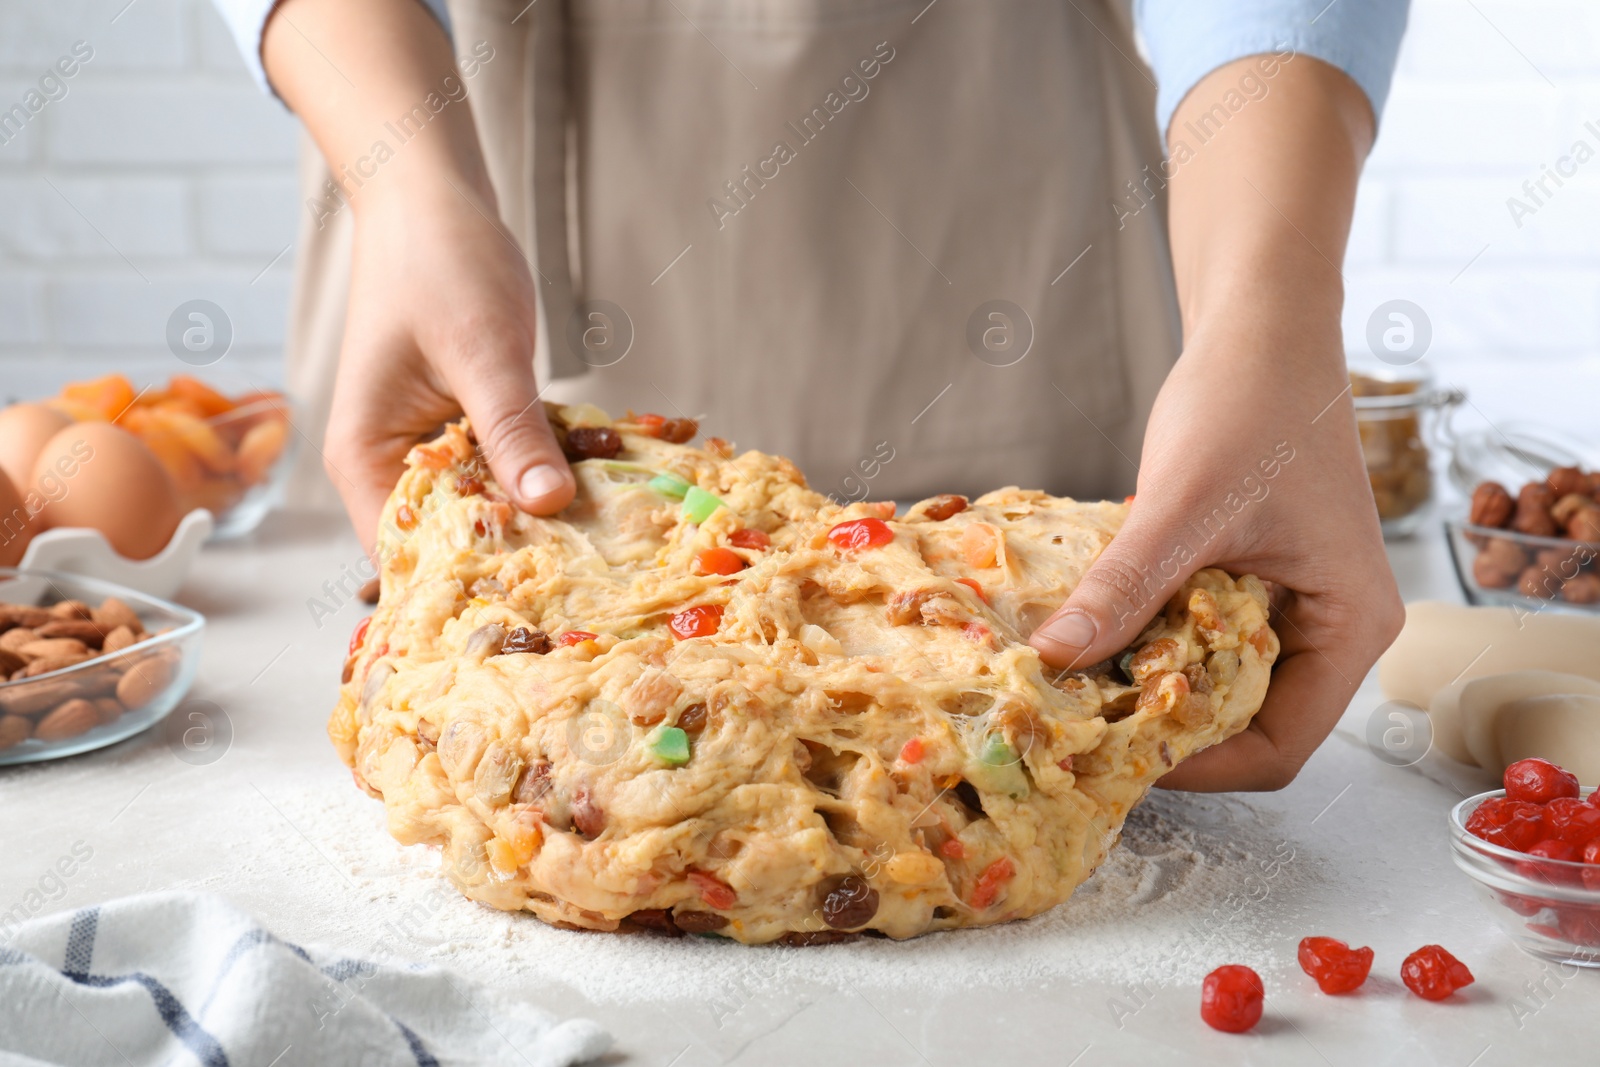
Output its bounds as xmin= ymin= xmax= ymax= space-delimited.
xmin=190 ymin=395 xmax=298 ymax=541
xmin=1451 ymin=789 xmax=1600 ymax=967
xmin=1444 ymin=516 xmax=1600 ymax=614
xmin=0 ymin=569 xmax=204 ymax=765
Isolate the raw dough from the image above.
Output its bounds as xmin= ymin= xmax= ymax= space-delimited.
xmin=1493 ymin=694 xmax=1600 ymax=783
xmin=1456 ymin=671 xmax=1600 ymax=770
xmin=330 ymin=407 xmax=1279 ymax=943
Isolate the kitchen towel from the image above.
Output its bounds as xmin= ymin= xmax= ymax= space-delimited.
xmin=0 ymin=891 xmax=610 ymax=1067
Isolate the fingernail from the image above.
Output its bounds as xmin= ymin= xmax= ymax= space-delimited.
xmin=1036 ymin=611 xmax=1096 ymax=651
xmin=518 ymin=464 xmax=566 ymax=502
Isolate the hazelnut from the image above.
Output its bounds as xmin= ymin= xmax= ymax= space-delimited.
xmin=1511 ymin=483 xmax=1558 ymax=537
xmin=1468 ymin=482 xmax=1514 ymax=529
xmin=1547 ymin=466 xmax=1588 ymax=497
xmin=1479 ymin=537 xmax=1529 ymax=576
xmin=1473 ymin=552 xmax=1516 ymax=589
xmin=1569 ymin=507 xmax=1600 ymax=545
xmin=1536 ymin=545 xmax=1587 ymax=578
xmin=1551 ymin=493 xmax=1595 ymax=530
xmin=1562 ymin=573 xmax=1600 ymax=604
xmin=1518 ymin=565 xmax=1560 ymax=599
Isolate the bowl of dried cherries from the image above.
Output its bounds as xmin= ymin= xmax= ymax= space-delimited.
xmin=1452 ymin=757 xmax=1600 ymax=966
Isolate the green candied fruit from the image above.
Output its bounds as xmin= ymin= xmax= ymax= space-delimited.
xmin=647 ymin=725 xmax=691 ymax=767
xmin=682 ymin=485 xmax=725 ymax=524
xmin=649 ymin=473 xmax=691 ymax=499
xmin=968 ymin=733 xmax=1029 ymax=799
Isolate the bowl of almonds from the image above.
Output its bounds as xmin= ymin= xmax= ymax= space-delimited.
xmin=0 ymin=568 xmax=203 ymax=765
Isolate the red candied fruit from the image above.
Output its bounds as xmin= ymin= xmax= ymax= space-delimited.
xmin=558 ymin=630 xmax=598 ymax=647
xmin=827 ymin=517 xmax=894 ymax=550
xmin=349 ymin=616 xmax=371 ymax=655
xmin=1542 ymin=797 xmax=1600 ymax=846
xmin=686 ymin=869 xmax=737 ymax=910
xmin=1465 ymin=797 xmax=1546 ymax=852
xmin=1200 ymin=965 xmax=1264 ymax=1033
xmin=669 ymin=604 xmax=724 ymax=640
xmin=1504 ymin=757 xmax=1580 ymax=804
xmin=727 ymin=528 xmax=771 ymax=550
xmin=1297 ymin=936 xmax=1374 ymax=994
xmin=1557 ymin=905 xmax=1600 ymax=946
xmin=1400 ymin=945 xmax=1474 ymax=1001
xmin=693 ymin=547 xmax=746 ymax=576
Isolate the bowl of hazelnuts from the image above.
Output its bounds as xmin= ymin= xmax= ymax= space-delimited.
xmin=1446 ymin=464 xmax=1600 ymax=609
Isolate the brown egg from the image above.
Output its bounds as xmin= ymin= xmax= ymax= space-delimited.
xmin=31 ymin=422 xmax=182 ymax=560
xmin=0 ymin=403 xmax=72 ymax=490
xmin=0 ymin=469 xmax=32 ymax=567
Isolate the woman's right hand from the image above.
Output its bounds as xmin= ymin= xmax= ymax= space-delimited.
xmin=325 ymin=177 xmax=574 ymax=552
xmin=262 ymin=0 xmax=573 ymax=553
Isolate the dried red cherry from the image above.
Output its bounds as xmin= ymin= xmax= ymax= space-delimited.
xmin=1200 ymin=965 xmax=1264 ymax=1033
xmin=1542 ymin=797 xmax=1600 ymax=846
xmin=827 ymin=518 xmax=894 ymax=550
xmin=1297 ymin=936 xmax=1374 ymax=994
xmin=1518 ymin=839 xmax=1581 ymax=885
xmin=668 ymin=605 xmax=723 ymax=639
xmin=1400 ymin=945 xmax=1474 ymax=1001
xmin=1466 ymin=797 xmax=1545 ymax=852
xmin=1504 ymin=757 xmax=1580 ymax=804
xmin=821 ymin=876 xmax=880 ymax=929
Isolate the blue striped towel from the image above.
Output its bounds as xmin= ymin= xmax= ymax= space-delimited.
xmin=0 ymin=892 xmax=610 ymax=1067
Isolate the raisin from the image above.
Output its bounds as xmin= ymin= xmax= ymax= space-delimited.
xmin=659 ymin=418 xmax=698 ymax=444
xmin=565 ymin=427 xmax=622 ymax=460
xmin=571 ymin=788 xmax=605 ymax=837
xmin=779 ymin=930 xmax=858 ymax=946
xmin=627 ymin=909 xmax=683 ymax=937
xmin=501 ymin=627 xmax=554 ymax=655
xmin=673 ymin=911 xmax=729 ymax=934
xmin=513 ymin=760 xmax=552 ymax=804
xmin=919 ymin=494 xmax=968 ymax=521
xmin=456 ymin=474 xmax=486 ymax=496
xmin=821 ymin=875 xmax=879 ymax=929
xmin=677 ymin=702 xmax=708 ymax=735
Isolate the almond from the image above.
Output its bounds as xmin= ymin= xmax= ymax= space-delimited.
xmin=0 ymin=628 xmax=37 ymax=654
xmin=93 ymin=696 xmax=124 ymax=724
xmin=0 ymin=678 xmax=77 ymax=716
xmin=0 ymin=607 xmax=52 ymax=629
xmin=35 ymin=698 xmax=99 ymax=741
xmin=102 ymin=625 xmax=139 ymax=654
xmin=18 ymin=654 xmax=90 ymax=678
xmin=116 ymin=653 xmax=175 ymax=709
xmin=0 ymin=714 xmax=30 ymax=748
xmin=18 ymin=638 xmax=89 ymax=661
xmin=36 ymin=619 xmax=108 ymax=648
xmin=49 ymin=600 xmax=93 ymax=620
xmin=0 ymin=649 xmax=23 ymax=676
xmin=92 ymin=597 xmax=142 ymax=634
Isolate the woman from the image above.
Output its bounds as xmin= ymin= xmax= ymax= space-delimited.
xmin=218 ymin=0 xmax=1409 ymax=791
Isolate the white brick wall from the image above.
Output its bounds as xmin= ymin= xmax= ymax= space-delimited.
xmin=0 ymin=0 xmax=297 ymax=397
xmin=0 ymin=0 xmax=1595 ymax=451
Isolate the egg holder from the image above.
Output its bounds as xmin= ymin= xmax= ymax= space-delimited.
xmin=16 ymin=509 xmax=213 ymax=600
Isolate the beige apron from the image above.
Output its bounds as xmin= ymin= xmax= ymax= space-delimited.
xmin=284 ymin=0 xmax=1179 ymax=511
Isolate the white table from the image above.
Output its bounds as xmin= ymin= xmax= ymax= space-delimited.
xmin=1 ymin=510 xmax=1590 ymax=1065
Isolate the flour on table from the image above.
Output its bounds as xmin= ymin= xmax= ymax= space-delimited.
xmin=231 ymin=783 xmax=1314 ymax=1004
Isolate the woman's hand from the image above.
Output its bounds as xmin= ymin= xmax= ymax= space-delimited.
xmin=325 ymin=178 xmax=573 ymax=550
xmin=263 ymin=0 xmax=573 ymax=552
xmin=1029 ymin=54 xmax=1403 ymax=790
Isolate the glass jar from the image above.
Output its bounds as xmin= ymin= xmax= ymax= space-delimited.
xmin=1350 ymin=362 xmax=1463 ymax=539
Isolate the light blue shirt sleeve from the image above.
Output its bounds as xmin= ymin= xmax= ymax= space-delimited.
xmin=211 ymin=0 xmax=453 ymax=98
xmin=1135 ymin=0 xmax=1409 ymax=136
